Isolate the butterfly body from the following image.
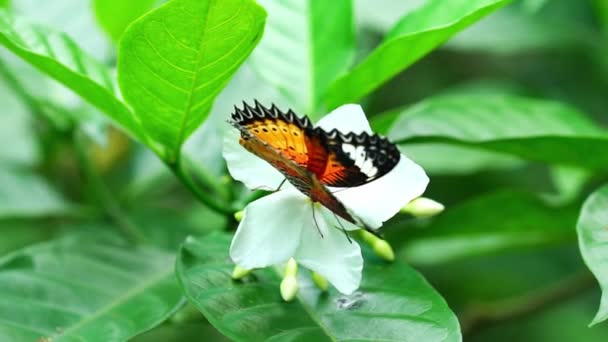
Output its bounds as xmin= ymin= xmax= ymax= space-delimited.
xmin=230 ymin=101 xmax=401 ymax=230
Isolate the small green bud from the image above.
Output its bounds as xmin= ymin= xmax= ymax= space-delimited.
xmin=358 ymin=231 xmax=395 ymax=262
xmin=401 ymin=197 xmax=444 ymax=217
xmin=373 ymin=239 xmax=395 ymax=262
xmin=311 ymin=272 xmax=329 ymax=291
xmin=280 ymin=275 xmax=298 ymax=301
xmin=234 ymin=210 xmax=244 ymax=222
xmin=220 ymin=175 xmax=232 ymax=185
xmin=284 ymin=258 xmax=298 ymax=277
xmin=358 ymin=230 xmax=376 ymax=245
xmin=231 ymin=265 xmax=251 ymax=279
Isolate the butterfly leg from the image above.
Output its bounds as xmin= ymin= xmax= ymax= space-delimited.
xmin=250 ymin=178 xmax=286 ymax=192
xmin=274 ymin=178 xmax=287 ymax=192
xmin=332 ymin=213 xmax=353 ymax=244
xmin=311 ymin=203 xmax=324 ymax=238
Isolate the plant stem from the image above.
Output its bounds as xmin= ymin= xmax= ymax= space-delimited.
xmin=167 ymin=160 xmax=234 ymax=216
xmin=73 ymin=131 xmax=148 ymax=244
xmin=460 ymin=271 xmax=596 ymax=337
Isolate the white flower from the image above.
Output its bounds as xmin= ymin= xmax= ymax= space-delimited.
xmin=223 ymin=104 xmax=429 ymax=294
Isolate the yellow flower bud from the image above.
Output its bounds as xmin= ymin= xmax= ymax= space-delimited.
xmin=231 ymin=265 xmax=251 ymax=279
xmin=401 ymin=197 xmax=444 ymax=217
xmin=284 ymin=258 xmax=298 ymax=277
xmin=358 ymin=230 xmax=395 ymax=262
xmin=311 ymin=272 xmax=329 ymax=291
xmin=373 ymin=239 xmax=395 ymax=262
xmin=280 ymin=275 xmax=298 ymax=301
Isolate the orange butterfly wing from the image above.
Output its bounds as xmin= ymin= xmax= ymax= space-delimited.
xmin=230 ymin=102 xmax=358 ymax=225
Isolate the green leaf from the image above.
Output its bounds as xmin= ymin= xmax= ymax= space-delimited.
xmin=0 ymin=168 xmax=73 ymax=219
xmin=326 ymin=0 xmax=511 ymax=108
xmin=470 ymin=293 xmax=608 ymax=342
xmin=93 ymin=0 xmax=158 ymax=42
xmin=401 ymin=143 xmax=523 ymax=175
xmin=577 ymin=184 xmax=608 ymax=325
xmin=117 ymin=0 xmax=266 ymax=162
xmin=0 ymin=10 xmax=147 ymax=145
xmin=249 ymin=0 xmax=354 ymax=116
xmin=594 ymin=0 xmax=608 ymax=33
xmin=446 ymin=2 xmax=594 ymax=54
xmin=133 ymin=322 xmax=229 ymax=342
xmin=397 ymin=191 xmax=578 ymax=266
xmin=0 ymin=220 xmax=58 ymax=256
xmin=355 ymin=0 xmax=427 ymax=33
xmin=388 ymin=95 xmax=608 ymax=170
xmin=0 ymin=232 xmax=184 ymax=341
xmin=177 ymin=233 xmax=461 ymax=342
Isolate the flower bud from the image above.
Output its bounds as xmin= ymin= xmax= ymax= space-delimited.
xmin=311 ymin=272 xmax=329 ymax=291
xmin=280 ymin=258 xmax=299 ymax=301
xmin=400 ymin=197 xmax=444 ymax=217
xmin=231 ymin=265 xmax=252 ymax=279
xmin=280 ymin=275 xmax=298 ymax=301
xmin=358 ymin=230 xmax=395 ymax=262
xmin=233 ymin=210 xmax=244 ymax=222
xmin=373 ymin=239 xmax=395 ymax=262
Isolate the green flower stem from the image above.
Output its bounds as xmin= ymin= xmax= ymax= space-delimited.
xmin=181 ymin=155 xmax=231 ymax=201
xmin=73 ymin=131 xmax=148 ymax=244
xmin=167 ymin=158 xmax=234 ymax=216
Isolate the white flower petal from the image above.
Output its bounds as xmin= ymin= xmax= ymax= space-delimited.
xmin=333 ymin=155 xmax=429 ymax=228
xmin=295 ymin=208 xmax=363 ymax=294
xmin=230 ymin=189 xmax=310 ymax=269
xmin=223 ymin=128 xmax=284 ymax=191
xmin=316 ymin=104 xmax=372 ymax=134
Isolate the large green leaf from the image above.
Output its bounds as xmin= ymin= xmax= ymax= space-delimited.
xmin=326 ymin=0 xmax=511 ymax=108
xmin=0 ymin=168 xmax=73 ymax=219
xmin=0 ymin=220 xmax=59 ymax=256
xmin=118 ymin=0 xmax=266 ymax=162
xmin=249 ymin=0 xmax=354 ymax=116
xmin=396 ymin=191 xmax=578 ymax=266
xmin=177 ymin=233 xmax=461 ymax=342
xmin=94 ymin=0 xmax=158 ymax=42
xmin=0 ymin=232 xmax=184 ymax=341
xmin=388 ymin=95 xmax=608 ymax=169
xmin=577 ymin=184 xmax=608 ymax=325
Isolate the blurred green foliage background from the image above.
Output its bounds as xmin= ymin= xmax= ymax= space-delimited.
xmin=1 ymin=0 xmax=608 ymax=341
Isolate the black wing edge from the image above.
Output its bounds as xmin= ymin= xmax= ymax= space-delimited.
xmin=320 ymin=128 xmax=401 ymax=182
xmin=230 ymin=100 xmax=313 ymax=131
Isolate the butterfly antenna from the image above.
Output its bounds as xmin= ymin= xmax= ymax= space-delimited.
xmin=332 ymin=213 xmax=352 ymax=244
xmin=311 ymin=204 xmax=324 ymax=238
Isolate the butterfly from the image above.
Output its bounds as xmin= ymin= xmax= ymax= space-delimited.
xmin=229 ymin=101 xmax=401 ymax=234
